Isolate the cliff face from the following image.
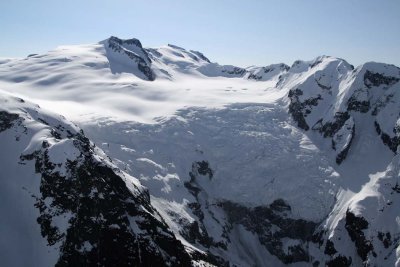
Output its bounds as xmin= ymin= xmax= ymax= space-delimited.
xmin=0 ymin=95 xmax=192 ymax=267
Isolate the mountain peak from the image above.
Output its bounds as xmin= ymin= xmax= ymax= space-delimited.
xmin=106 ymin=36 xmax=143 ymax=48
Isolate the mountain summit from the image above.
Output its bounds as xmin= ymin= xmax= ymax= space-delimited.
xmin=101 ymin=36 xmax=290 ymax=81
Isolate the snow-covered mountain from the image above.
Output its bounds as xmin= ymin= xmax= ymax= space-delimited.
xmin=0 ymin=36 xmax=400 ymax=267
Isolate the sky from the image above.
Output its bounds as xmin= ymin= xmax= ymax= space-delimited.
xmin=1 ymin=0 xmax=399 ymax=67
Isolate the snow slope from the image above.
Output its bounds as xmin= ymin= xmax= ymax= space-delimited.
xmin=1 ymin=36 xmax=400 ymax=266
xmin=0 ymin=36 xmax=284 ymax=123
xmin=0 ymin=93 xmax=198 ymax=267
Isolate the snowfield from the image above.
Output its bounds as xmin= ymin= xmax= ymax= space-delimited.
xmin=1 ymin=36 xmax=400 ymax=266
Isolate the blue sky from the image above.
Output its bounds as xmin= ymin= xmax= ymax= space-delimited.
xmin=1 ymin=0 xmax=399 ymax=67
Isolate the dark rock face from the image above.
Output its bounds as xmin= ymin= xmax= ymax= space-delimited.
xmin=184 ymin=162 xmax=204 ymax=197
xmin=377 ymin=232 xmax=392 ymax=249
xmin=184 ymin=161 xmax=213 ymax=196
xmin=126 ymin=53 xmax=155 ymax=81
xmin=326 ymin=255 xmax=352 ymax=267
xmin=392 ymin=183 xmax=400 ymax=193
xmin=347 ymin=95 xmax=370 ymax=113
xmin=318 ymin=112 xmax=350 ymax=138
xmin=324 ymin=240 xmax=337 ymax=256
xmin=247 ymin=73 xmax=261 ymax=80
xmin=285 ymin=63 xmax=400 ymax=167
xmin=183 ymin=162 xmax=219 ymax=246
xmin=371 ymin=93 xmax=395 ymax=116
xmin=288 ymin=88 xmax=322 ymax=130
xmin=107 ymin=36 xmax=155 ymax=81
xmin=182 ymin=220 xmax=213 ymax=248
xmin=288 ymin=88 xmax=309 ymax=130
xmin=364 ymin=70 xmax=400 ymax=88
xmin=123 ymin=38 xmax=144 ymax=49
xmin=248 ymin=64 xmax=290 ymax=80
xmin=18 ymin=118 xmax=191 ymax=266
xmin=108 ymin=36 xmax=143 ymax=48
xmin=220 ymin=199 xmax=317 ymax=264
xmin=195 ymin=161 xmax=213 ymax=179
xmin=345 ymin=210 xmax=375 ymax=263
xmin=335 ymin=128 xmax=354 ymax=164
xmin=326 ymin=114 xmax=356 ymax=164
xmin=287 ymin=85 xmax=357 ymax=165
xmin=181 ymin=161 xmax=230 ymax=266
xmin=347 ymin=70 xmax=399 ymax=113
xmin=0 ymin=111 xmax=20 ymax=132
xmin=222 ymin=67 xmax=246 ymax=76
xmin=374 ymin=121 xmax=399 ymax=153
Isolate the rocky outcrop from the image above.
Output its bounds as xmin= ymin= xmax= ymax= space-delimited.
xmin=105 ymin=36 xmax=155 ymax=81
xmin=288 ymin=88 xmax=322 ymax=130
xmin=345 ymin=211 xmax=375 ymax=263
xmin=286 ymin=59 xmax=400 ymax=165
xmin=183 ymin=161 xmax=228 ymax=254
xmin=220 ymin=199 xmax=317 ymax=264
xmin=0 ymin=110 xmax=20 ymax=132
xmin=364 ymin=70 xmax=399 ymax=88
xmin=375 ymin=121 xmax=400 ymax=153
xmin=312 ymin=112 xmax=355 ymax=164
xmin=326 ymin=255 xmax=352 ymax=267
xmin=247 ymin=64 xmax=290 ymax=81
xmin=347 ymin=94 xmax=370 ymax=113
xmin=221 ymin=67 xmax=246 ymax=76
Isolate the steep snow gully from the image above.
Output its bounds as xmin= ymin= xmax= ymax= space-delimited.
xmin=1 ymin=36 xmax=400 ymax=266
